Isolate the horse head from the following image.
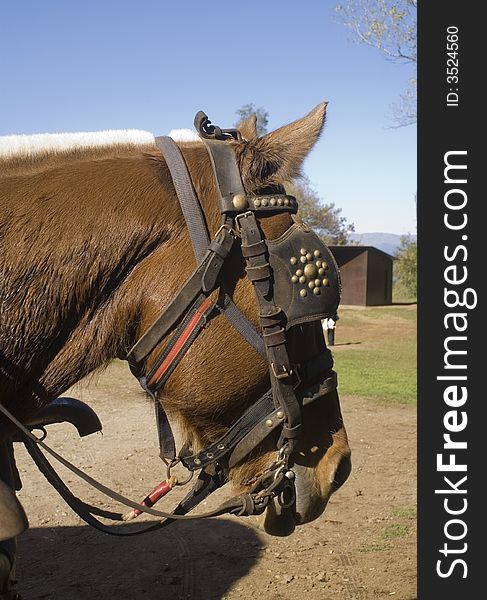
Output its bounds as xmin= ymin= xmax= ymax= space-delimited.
xmin=0 ymin=104 xmax=351 ymax=539
xmin=137 ymin=104 xmax=351 ymax=535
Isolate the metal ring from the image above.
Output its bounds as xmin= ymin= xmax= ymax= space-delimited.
xmin=278 ymin=482 xmax=296 ymax=508
xmin=165 ymin=458 xmax=194 ymax=487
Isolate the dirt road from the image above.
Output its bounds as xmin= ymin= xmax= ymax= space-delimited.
xmin=14 ymin=361 xmax=416 ymax=599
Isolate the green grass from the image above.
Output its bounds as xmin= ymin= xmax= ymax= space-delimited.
xmin=382 ymin=524 xmax=410 ymax=540
xmin=332 ymin=305 xmax=416 ymax=404
xmin=393 ymin=286 xmax=417 ymax=304
xmin=359 ymin=506 xmax=416 ymax=553
xmin=391 ymin=506 xmax=416 ymax=520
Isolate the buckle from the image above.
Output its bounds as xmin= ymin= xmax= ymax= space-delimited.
xmin=271 ymin=363 xmax=302 ymax=389
xmin=234 ymin=210 xmax=253 ymax=231
xmin=214 ymin=223 xmax=237 ymax=240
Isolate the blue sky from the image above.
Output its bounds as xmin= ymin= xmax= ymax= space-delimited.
xmin=0 ymin=0 xmax=416 ymax=234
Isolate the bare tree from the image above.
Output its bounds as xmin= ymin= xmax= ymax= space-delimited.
xmin=335 ymin=0 xmax=417 ymax=126
xmin=235 ymin=103 xmax=269 ymax=137
xmin=287 ymin=176 xmax=355 ymax=245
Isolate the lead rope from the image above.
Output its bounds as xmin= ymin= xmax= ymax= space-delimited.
xmin=0 ymin=402 xmax=247 ymax=523
xmin=0 ymin=402 xmax=295 ymax=537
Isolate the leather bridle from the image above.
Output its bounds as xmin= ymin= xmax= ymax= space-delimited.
xmin=0 ymin=112 xmax=341 ymax=535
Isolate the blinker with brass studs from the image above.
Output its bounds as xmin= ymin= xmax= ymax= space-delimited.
xmin=289 ymin=248 xmax=330 ymax=299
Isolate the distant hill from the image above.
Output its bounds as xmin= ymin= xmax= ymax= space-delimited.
xmin=348 ymin=232 xmax=416 ymax=256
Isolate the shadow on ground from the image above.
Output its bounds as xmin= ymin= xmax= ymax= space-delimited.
xmin=16 ymin=518 xmax=262 ymax=600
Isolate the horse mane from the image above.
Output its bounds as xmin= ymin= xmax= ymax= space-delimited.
xmin=0 ymin=128 xmax=200 ymax=177
xmin=0 ymin=129 xmax=156 ymax=160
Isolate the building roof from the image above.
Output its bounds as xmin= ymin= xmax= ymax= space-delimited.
xmin=328 ymin=245 xmax=394 ymax=260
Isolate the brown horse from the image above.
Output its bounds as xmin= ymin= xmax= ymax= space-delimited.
xmin=0 ymin=104 xmax=351 ymax=587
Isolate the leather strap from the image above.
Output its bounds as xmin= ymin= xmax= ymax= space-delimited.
xmin=145 ymin=295 xmax=216 ymax=391
xmin=238 ymin=213 xmax=302 ymax=449
xmin=201 ymin=139 xmax=247 ymax=214
xmin=155 ymin=137 xmax=209 ymax=261
xmin=180 ymin=389 xmax=275 ymax=470
xmin=150 ymin=137 xmax=266 ymax=358
xmin=127 ymin=255 xmax=213 ymax=364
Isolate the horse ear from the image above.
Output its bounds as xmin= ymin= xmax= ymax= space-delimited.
xmin=238 ymin=114 xmax=258 ymax=140
xmin=240 ymin=103 xmax=327 ymax=189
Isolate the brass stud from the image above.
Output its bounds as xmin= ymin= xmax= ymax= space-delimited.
xmin=261 ymin=198 xmax=268 ymax=206
xmin=304 ymin=263 xmax=318 ymax=279
xmin=290 ymin=256 xmax=298 ymax=265
xmin=277 ymin=410 xmax=285 ymax=419
xmin=316 ymin=260 xmax=322 ymax=268
xmin=265 ymin=419 xmax=274 ymax=428
xmin=315 ymin=278 xmax=322 ymax=287
xmin=291 ymin=275 xmax=299 ymax=283
xmin=277 ymin=198 xmax=284 ymax=206
xmin=322 ymin=261 xmax=328 ymax=270
xmin=322 ymin=278 xmax=329 ymax=286
xmin=299 ymin=289 xmax=307 ymax=298
xmin=306 ymin=252 xmax=313 ymax=261
xmin=296 ymin=269 xmax=303 ymax=277
xmin=270 ymin=197 xmax=277 ymax=206
xmin=254 ymin=198 xmax=261 ymax=208
xmin=300 ymin=256 xmax=307 ymax=264
xmin=313 ymin=287 xmax=321 ymax=295
xmin=299 ymin=276 xmax=306 ymax=284
xmin=318 ymin=267 xmax=325 ymax=276
xmin=232 ymin=194 xmax=248 ymax=210
xmin=308 ymin=281 xmax=315 ymax=289
xmin=300 ymin=248 xmax=307 ymax=255
xmin=284 ymin=198 xmax=290 ymax=205
xmin=314 ymin=250 xmax=321 ymax=258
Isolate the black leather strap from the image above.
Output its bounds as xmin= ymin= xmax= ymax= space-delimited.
xmin=200 ymin=139 xmax=247 ymax=214
xmin=238 ymin=212 xmax=302 ymax=449
xmin=127 ymin=255 xmax=213 ymax=364
xmin=180 ymin=389 xmax=275 ymax=470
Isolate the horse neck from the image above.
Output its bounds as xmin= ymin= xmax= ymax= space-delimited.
xmin=0 ymin=149 xmax=186 ymax=407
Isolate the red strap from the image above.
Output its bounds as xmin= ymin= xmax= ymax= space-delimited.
xmin=147 ymin=296 xmax=214 ymax=388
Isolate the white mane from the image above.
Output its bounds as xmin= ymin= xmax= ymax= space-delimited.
xmin=0 ymin=127 xmax=201 ymax=160
xmin=0 ymin=129 xmax=156 ymax=160
xmin=167 ymin=129 xmax=201 ymax=143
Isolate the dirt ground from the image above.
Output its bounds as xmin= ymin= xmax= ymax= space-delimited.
xmin=13 ymin=360 xmax=416 ymax=600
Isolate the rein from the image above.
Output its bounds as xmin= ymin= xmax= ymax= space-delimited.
xmin=1 ymin=111 xmax=341 ymax=535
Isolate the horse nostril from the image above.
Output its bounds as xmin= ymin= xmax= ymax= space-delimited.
xmin=331 ymin=453 xmax=352 ymax=492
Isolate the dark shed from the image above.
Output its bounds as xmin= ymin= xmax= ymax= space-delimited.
xmin=328 ymin=246 xmax=393 ymax=306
